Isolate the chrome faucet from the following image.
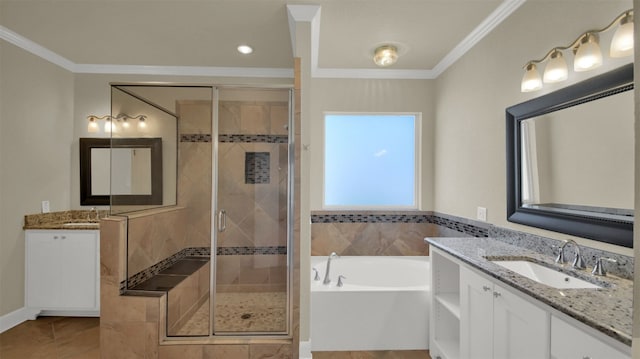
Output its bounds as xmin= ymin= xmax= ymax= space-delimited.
xmin=592 ymin=257 xmax=617 ymax=276
xmin=555 ymin=239 xmax=586 ymax=269
xmin=323 ymin=252 xmax=340 ymax=285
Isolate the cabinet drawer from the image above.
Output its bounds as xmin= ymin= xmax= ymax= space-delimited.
xmin=551 ymin=316 xmax=629 ymax=359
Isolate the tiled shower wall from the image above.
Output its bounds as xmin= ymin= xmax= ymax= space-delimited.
xmin=216 ymin=99 xmax=289 ymax=291
xmin=177 ymin=100 xmax=213 ymax=250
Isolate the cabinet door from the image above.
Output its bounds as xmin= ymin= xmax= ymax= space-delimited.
xmin=460 ymin=267 xmax=494 ymax=359
xmin=493 ymin=283 xmax=549 ymax=359
xmin=26 ymin=231 xmax=99 ymax=310
xmin=551 ymin=315 xmax=629 ymax=359
xmin=26 ymin=233 xmax=61 ymax=308
xmin=57 ymin=232 xmax=99 ymax=309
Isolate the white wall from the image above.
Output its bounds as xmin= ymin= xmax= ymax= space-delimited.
xmin=434 ymin=0 xmax=633 ymax=256
xmin=0 ymin=41 xmax=75 ymax=316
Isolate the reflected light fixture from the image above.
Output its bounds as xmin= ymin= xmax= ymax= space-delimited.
xmin=521 ymin=9 xmax=633 ymax=92
xmin=86 ymin=114 xmax=148 ymax=133
xmin=373 ymin=45 xmax=398 ymax=67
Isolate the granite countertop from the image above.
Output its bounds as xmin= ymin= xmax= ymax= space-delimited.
xmin=23 ymin=210 xmax=106 ymax=230
xmin=426 ymin=237 xmax=632 ymax=346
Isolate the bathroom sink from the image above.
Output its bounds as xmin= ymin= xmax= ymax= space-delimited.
xmin=491 ymin=260 xmax=602 ymax=289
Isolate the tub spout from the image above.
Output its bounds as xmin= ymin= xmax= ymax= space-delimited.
xmin=323 ymin=252 xmax=340 ymax=285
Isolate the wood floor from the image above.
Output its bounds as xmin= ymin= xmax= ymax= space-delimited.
xmin=0 ymin=316 xmax=99 ymax=359
xmin=0 ymin=317 xmax=431 ymax=359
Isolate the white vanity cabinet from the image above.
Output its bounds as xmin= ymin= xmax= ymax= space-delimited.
xmin=25 ymin=230 xmax=100 ymax=317
xmin=551 ymin=315 xmax=629 ymax=359
xmin=460 ymin=266 xmax=549 ymax=359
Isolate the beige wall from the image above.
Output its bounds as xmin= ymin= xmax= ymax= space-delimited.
xmin=0 ymin=41 xmax=75 ymax=316
xmin=433 ymin=0 xmax=633 ymax=256
xmin=308 ymin=78 xmax=436 ymax=211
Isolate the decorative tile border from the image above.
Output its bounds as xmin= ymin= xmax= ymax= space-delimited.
xmin=310 ymin=213 xmax=489 ymax=238
xmin=217 ymin=246 xmax=287 ymax=255
xmin=219 ymin=134 xmax=288 ymax=143
xmin=180 ymin=134 xmax=212 ymax=142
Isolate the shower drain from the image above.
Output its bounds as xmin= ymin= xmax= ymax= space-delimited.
xmin=241 ymin=313 xmax=252 ymax=320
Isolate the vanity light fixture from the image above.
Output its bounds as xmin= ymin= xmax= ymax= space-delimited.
xmin=521 ymin=63 xmax=543 ymax=92
xmin=138 ymin=116 xmax=147 ymax=129
xmin=520 ymin=9 xmax=633 ymax=92
xmin=87 ymin=117 xmax=99 ymax=133
xmin=373 ymin=45 xmax=398 ymax=67
xmin=86 ymin=114 xmax=147 ymax=133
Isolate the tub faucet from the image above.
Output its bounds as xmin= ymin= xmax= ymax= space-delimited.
xmin=323 ymin=252 xmax=340 ymax=285
xmin=555 ymin=239 xmax=586 ymax=269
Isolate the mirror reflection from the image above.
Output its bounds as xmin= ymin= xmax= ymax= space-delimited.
xmin=520 ymin=89 xmax=633 ymax=222
xmin=91 ymin=148 xmax=152 ymax=195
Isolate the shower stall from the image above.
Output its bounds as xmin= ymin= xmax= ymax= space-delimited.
xmin=109 ymin=85 xmax=293 ymax=338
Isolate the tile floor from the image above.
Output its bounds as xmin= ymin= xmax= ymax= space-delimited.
xmin=0 ymin=316 xmax=431 ymax=359
xmin=0 ymin=316 xmax=100 ymax=359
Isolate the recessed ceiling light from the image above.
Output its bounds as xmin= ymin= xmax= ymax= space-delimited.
xmin=237 ymin=45 xmax=253 ymax=54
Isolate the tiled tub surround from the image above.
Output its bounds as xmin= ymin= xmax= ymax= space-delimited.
xmin=427 ymin=237 xmax=633 ymax=346
xmin=23 ymin=209 xmax=107 ymax=229
xmin=310 ymin=211 xmax=488 ymax=256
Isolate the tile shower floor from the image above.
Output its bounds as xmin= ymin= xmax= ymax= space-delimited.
xmin=174 ymin=291 xmax=287 ymax=335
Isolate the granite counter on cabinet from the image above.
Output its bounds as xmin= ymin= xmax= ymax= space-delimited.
xmin=23 ymin=210 xmax=106 ymax=230
xmin=426 ymin=237 xmax=632 ymax=346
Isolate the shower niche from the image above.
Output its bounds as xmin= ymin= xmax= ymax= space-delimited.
xmin=111 ymin=85 xmax=292 ymax=339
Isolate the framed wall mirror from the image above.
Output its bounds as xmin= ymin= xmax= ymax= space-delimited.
xmin=80 ymin=137 xmax=163 ymax=206
xmin=506 ymin=63 xmax=633 ymax=248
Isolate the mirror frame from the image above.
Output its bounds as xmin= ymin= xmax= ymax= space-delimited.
xmin=80 ymin=137 xmax=163 ymax=206
xmin=506 ymin=63 xmax=633 ymax=248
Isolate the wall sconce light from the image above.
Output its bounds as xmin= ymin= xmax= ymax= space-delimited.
xmin=521 ymin=9 xmax=633 ymax=92
xmin=86 ymin=114 xmax=148 ymax=133
xmin=373 ymin=45 xmax=399 ymax=67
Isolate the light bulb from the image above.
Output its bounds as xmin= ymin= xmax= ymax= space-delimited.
xmin=121 ymin=119 xmax=130 ymax=129
xmin=87 ymin=117 xmax=99 ymax=133
xmin=373 ymin=45 xmax=398 ymax=67
xmin=574 ymin=33 xmax=603 ymax=72
xmin=610 ymin=14 xmax=634 ymax=57
xmin=104 ymin=118 xmax=117 ymax=133
xmin=521 ymin=63 xmax=542 ymax=92
xmin=543 ymin=50 xmax=568 ymax=83
xmin=138 ymin=117 xmax=147 ymax=129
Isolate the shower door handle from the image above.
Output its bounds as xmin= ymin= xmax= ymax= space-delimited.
xmin=218 ymin=209 xmax=227 ymax=232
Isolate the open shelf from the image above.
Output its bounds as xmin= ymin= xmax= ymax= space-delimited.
xmin=434 ymin=338 xmax=461 ymax=359
xmin=435 ymin=292 xmax=461 ymax=319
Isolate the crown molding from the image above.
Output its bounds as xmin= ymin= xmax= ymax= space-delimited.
xmin=2 ymin=0 xmax=524 ymax=80
xmin=0 ymin=25 xmax=76 ymax=71
xmin=0 ymin=25 xmax=293 ymax=78
xmin=431 ymin=0 xmax=526 ymax=76
xmin=74 ymin=64 xmax=294 ymax=78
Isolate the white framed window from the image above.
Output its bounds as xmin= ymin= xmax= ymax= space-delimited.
xmin=323 ymin=112 xmax=420 ymax=209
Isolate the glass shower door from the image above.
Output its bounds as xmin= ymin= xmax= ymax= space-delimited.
xmin=214 ymin=87 xmax=291 ymax=334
